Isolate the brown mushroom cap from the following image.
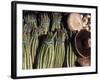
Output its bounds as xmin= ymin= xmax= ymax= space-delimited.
xmin=67 ymin=13 xmax=83 ymax=31
xmin=75 ymin=29 xmax=91 ymax=58
xmin=77 ymin=57 xmax=91 ymax=66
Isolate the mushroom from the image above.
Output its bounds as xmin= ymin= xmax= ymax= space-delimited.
xmin=75 ymin=29 xmax=91 ymax=58
xmin=67 ymin=13 xmax=83 ymax=31
xmin=77 ymin=57 xmax=91 ymax=66
xmin=82 ymin=14 xmax=91 ymax=31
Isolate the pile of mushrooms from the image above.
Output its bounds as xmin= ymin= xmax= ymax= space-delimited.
xmin=67 ymin=13 xmax=91 ymax=66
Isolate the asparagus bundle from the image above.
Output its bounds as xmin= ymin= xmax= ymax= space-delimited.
xmin=22 ymin=24 xmax=33 ymax=69
xmin=22 ymin=14 xmax=38 ymax=69
xmin=51 ymin=13 xmax=62 ymax=31
xmin=66 ymin=41 xmax=77 ymax=67
xmin=53 ymin=30 xmax=66 ymax=68
xmin=37 ymin=32 xmax=57 ymax=69
xmin=39 ymin=13 xmax=50 ymax=35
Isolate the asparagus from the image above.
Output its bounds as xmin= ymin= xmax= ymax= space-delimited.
xmin=22 ymin=24 xmax=32 ymax=69
xmin=66 ymin=42 xmax=77 ymax=67
xmin=39 ymin=13 xmax=50 ymax=35
xmin=24 ymin=14 xmax=37 ymax=28
xmin=53 ymin=30 xmax=66 ymax=68
xmin=22 ymin=14 xmax=38 ymax=69
xmin=51 ymin=13 xmax=62 ymax=31
xmin=37 ymin=32 xmax=57 ymax=69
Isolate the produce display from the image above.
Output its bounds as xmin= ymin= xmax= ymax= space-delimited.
xmin=22 ymin=11 xmax=91 ymax=69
